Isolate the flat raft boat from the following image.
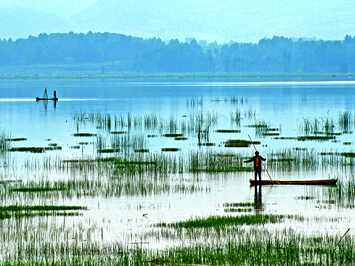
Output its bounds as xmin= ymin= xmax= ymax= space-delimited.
xmin=250 ymin=178 xmax=337 ymax=186
xmin=36 ymin=97 xmax=58 ymax=101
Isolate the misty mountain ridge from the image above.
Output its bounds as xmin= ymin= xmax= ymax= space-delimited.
xmin=1 ymin=1 xmax=355 ymax=43
xmin=0 ymin=8 xmax=72 ymax=39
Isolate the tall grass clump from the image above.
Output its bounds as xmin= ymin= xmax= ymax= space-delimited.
xmin=150 ymin=232 xmax=354 ymax=266
xmin=110 ymin=133 xmax=147 ymax=152
xmin=268 ymin=148 xmax=319 ymax=171
xmin=188 ymin=151 xmax=249 ymax=173
xmin=323 ymin=116 xmax=335 ymax=133
xmin=0 ymin=129 xmax=11 ymax=153
xmin=299 ymin=116 xmax=336 ymax=135
xmin=230 ymin=109 xmax=241 ymax=127
xmin=327 ymin=174 xmax=355 ymax=205
xmin=156 ymin=214 xmax=290 ymax=228
xmin=338 ymin=111 xmax=352 ymax=131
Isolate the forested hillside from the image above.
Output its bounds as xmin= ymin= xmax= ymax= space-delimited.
xmin=1 ymin=32 xmax=355 ymax=74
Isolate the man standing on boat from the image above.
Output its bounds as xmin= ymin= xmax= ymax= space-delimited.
xmin=244 ymin=151 xmax=266 ymax=181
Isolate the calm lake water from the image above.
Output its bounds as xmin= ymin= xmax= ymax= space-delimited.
xmin=0 ymin=77 xmax=355 ymax=248
xmin=2 ymin=78 xmax=355 ymax=151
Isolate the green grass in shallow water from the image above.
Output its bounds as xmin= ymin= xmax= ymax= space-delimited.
xmin=156 ymin=214 xmax=301 ymax=228
xmin=0 ymin=205 xmax=87 ymax=212
xmin=0 ymin=205 xmax=88 ymax=219
xmin=224 ymin=139 xmax=261 ymax=147
xmin=297 ymin=135 xmax=336 ymax=141
xmin=10 ymin=187 xmax=65 ymax=192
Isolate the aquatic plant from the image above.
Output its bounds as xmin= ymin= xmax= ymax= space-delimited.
xmin=156 ymin=214 xmax=293 ymax=228
xmin=224 ymin=139 xmax=260 ymax=148
xmin=73 ymin=133 xmax=97 ymax=137
xmin=0 ymin=129 xmax=11 ymax=153
xmin=338 ymin=111 xmax=352 ymax=131
xmin=299 ymin=116 xmax=338 ymax=135
xmin=230 ymin=109 xmax=241 ymax=127
xmin=5 ymin=138 xmax=27 ymax=141
xmin=297 ymin=135 xmax=336 ymax=141
xmin=216 ymin=129 xmax=241 ymax=133
xmin=267 ymin=148 xmax=320 ymax=171
xmin=327 ymin=174 xmax=355 ymax=205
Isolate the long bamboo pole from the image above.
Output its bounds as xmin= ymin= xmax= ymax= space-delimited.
xmin=337 ymin=228 xmax=350 ymax=246
xmin=248 ymin=134 xmax=274 ymax=185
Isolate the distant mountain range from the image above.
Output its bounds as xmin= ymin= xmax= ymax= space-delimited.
xmin=1 ymin=0 xmax=355 ymax=43
xmin=0 ymin=8 xmax=72 ymax=39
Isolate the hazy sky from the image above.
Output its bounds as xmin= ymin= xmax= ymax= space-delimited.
xmin=0 ymin=0 xmax=97 ymax=18
xmin=0 ymin=0 xmax=354 ymax=43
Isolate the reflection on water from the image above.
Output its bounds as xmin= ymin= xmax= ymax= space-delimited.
xmin=254 ymin=185 xmax=262 ymax=214
xmin=39 ymin=99 xmax=57 ymax=111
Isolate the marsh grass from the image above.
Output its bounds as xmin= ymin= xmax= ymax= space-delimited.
xmin=9 ymin=146 xmax=62 ymax=153
xmin=73 ymin=133 xmax=97 ymax=137
xmin=340 ymin=152 xmax=355 ymax=158
xmin=327 ymin=174 xmax=355 ymax=204
xmin=10 ymin=187 xmax=65 ymax=193
xmin=297 ymin=135 xmax=336 ymax=141
xmin=149 ymin=234 xmax=354 ymax=266
xmin=10 ymin=147 xmax=47 ymax=153
xmin=2 ymin=230 xmax=353 ymax=265
xmin=224 ymin=207 xmax=253 ymax=213
xmin=5 ymin=138 xmax=27 ymax=141
xmin=0 ymin=129 xmax=11 ymax=152
xmin=162 ymin=148 xmax=181 ymax=152
xmin=174 ymin=136 xmax=188 ymax=141
xmin=224 ymin=139 xmax=260 ymax=148
xmin=163 ymin=133 xmax=183 ymax=137
xmin=97 ymin=148 xmax=120 ymax=153
xmin=110 ymin=133 xmax=147 ymax=152
xmin=197 ymin=142 xmax=215 ymax=146
xmin=267 ymin=148 xmax=320 ymax=171
xmin=110 ymin=131 xmax=127 ymax=134
xmin=0 ymin=205 xmax=87 ymax=212
xmin=216 ymin=129 xmax=241 ymax=133
xmin=299 ymin=116 xmax=338 ymax=135
xmin=134 ymin=149 xmax=149 ymax=153
xmin=230 ymin=109 xmax=241 ymax=127
xmin=223 ymin=202 xmax=258 ymax=207
xmin=223 ymin=203 xmax=256 ymax=212
xmin=0 ymin=205 xmax=87 ymax=220
xmin=338 ymin=111 xmax=352 ymax=131
xmin=156 ymin=214 xmax=301 ymax=228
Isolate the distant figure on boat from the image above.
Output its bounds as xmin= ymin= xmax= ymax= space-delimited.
xmin=244 ymin=151 xmax=266 ymax=181
xmin=36 ymin=88 xmax=58 ymax=101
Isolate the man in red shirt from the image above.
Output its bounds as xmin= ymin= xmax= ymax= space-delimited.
xmin=244 ymin=151 xmax=266 ymax=181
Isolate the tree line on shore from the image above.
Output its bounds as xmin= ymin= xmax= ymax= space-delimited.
xmin=1 ymin=31 xmax=355 ymax=74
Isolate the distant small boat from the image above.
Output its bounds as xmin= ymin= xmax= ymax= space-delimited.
xmin=36 ymin=88 xmax=58 ymax=101
xmin=250 ymin=178 xmax=338 ymax=186
xmin=36 ymin=97 xmax=58 ymax=101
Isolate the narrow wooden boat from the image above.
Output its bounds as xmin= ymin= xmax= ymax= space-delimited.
xmin=36 ymin=97 xmax=58 ymax=101
xmin=250 ymin=178 xmax=338 ymax=186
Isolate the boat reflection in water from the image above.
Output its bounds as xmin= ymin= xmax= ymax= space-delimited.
xmin=36 ymin=88 xmax=58 ymax=110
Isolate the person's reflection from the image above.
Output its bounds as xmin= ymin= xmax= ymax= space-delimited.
xmin=38 ymin=100 xmax=57 ymax=110
xmin=254 ymin=185 xmax=262 ymax=213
